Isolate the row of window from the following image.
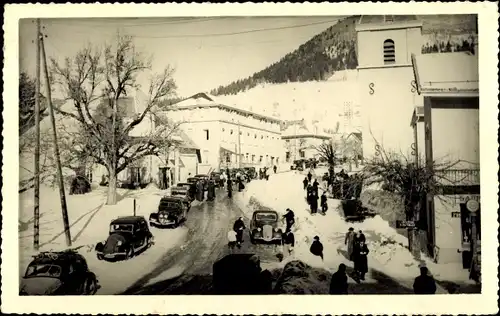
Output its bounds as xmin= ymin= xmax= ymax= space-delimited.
xmin=223 ymin=152 xmax=279 ymax=164
xmin=221 ymin=127 xmax=279 ymax=140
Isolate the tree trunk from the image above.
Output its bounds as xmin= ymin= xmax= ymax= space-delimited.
xmin=107 ymin=167 xmax=118 ymax=205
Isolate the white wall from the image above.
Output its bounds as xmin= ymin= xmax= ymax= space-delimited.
xmin=431 ymin=108 xmax=479 ymax=166
xmin=358 ymin=66 xmax=421 ymax=159
xmin=416 ymin=121 xmax=426 ymax=161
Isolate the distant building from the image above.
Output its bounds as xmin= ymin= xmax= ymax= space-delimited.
xmin=91 ymin=90 xmax=201 ymax=188
xmin=164 ymin=93 xmax=283 ymax=173
xmin=411 ymin=51 xmax=479 ymax=269
xmin=356 ymin=15 xmax=424 ymax=159
xmin=281 ymin=120 xmax=332 ymax=162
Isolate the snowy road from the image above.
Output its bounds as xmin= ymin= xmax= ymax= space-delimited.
xmin=122 ymin=188 xmax=279 ymax=295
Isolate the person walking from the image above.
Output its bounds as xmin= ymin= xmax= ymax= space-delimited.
xmin=273 ymin=165 xmax=277 ymax=174
xmin=233 ymin=217 xmax=246 ymax=247
xmin=307 ymin=171 xmax=313 ymax=183
xmin=227 ymin=229 xmax=237 ymax=253
xmin=413 ymin=266 xmax=437 ymax=294
xmin=227 ymin=178 xmax=233 ymax=198
xmin=196 ymin=180 xmax=204 ymax=201
xmin=237 ymin=178 xmax=245 ymax=192
xmin=353 ymin=240 xmax=369 ymax=281
xmin=306 ymin=184 xmax=313 ymax=204
xmin=329 ymin=263 xmax=348 ymax=294
xmin=207 ymin=179 xmax=216 ymax=201
xmin=310 ymin=190 xmax=319 ymax=215
xmin=309 ymin=236 xmax=324 ymax=260
xmin=320 ymin=191 xmax=328 ymax=214
xmin=282 ymin=230 xmax=295 ymax=258
xmin=283 ymin=208 xmax=295 ymax=232
xmin=357 ymin=230 xmax=366 ymax=244
xmin=312 ymin=179 xmax=319 ymax=197
xmin=345 ymin=227 xmax=356 ymax=261
xmin=303 ymin=176 xmax=309 ymax=190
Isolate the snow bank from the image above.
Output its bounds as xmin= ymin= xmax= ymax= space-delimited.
xmin=236 ymin=171 xmax=469 ymax=287
xmin=19 ymin=185 xmax=188 ymax=294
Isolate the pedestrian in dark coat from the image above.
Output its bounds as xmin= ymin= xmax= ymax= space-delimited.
xmin=238 ymin=179 xmax=245 ymax=192
xmin=357 ymin=230 xmax=366 ymax=244
xmin=303 ymin=177 xmax=309 ymax=190
xmin=329 ymin=263 xmax=348 ymax=294
xmin=353 ymin=240 xmax=369 ymax=280
xmin=196 ymin=180 xmax=204 ymax=201
xmin=313 ymin=179 xmax=319 ymax=188
xmin=320 ymin=191 xmax=328 ymax=214
xmin=306 ymin=184 xmax=313 ymax=204
xmin=307 ymin=171 xmax=312 ymax=182
xmin=227 ymin=178 xmax=233 ymax=198
xmin=413 ymin=267 xmax=437 ymax=294
xmin=273 ymin=165 xmax=277 ymax=174
xmin=309 ymin=236 xmax=324 ymax=260
xmin=283 ymin=208 xmax=295 ymax=232
xmin=312 ymin=181 xmax=319 ymax=198
xmin=345 ymin=227 xmax=356 ymax=261
xmin=207 ymin=180 xmax=216 ymax=201
xmin=282 ymin=230 xmax=295 ymax=257
xmin=233 ymin=217 xmax=246 ymax=246
xmin=310 ymin=193 xmax=319 ymax=214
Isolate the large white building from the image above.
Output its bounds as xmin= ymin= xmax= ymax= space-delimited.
xmin=356 ymin=15 xmax=424 ymax=159
xmin=164 ymin=93 xmax=283 ymax=173
xmin=281 ymin=120 xmax=333 ymax=162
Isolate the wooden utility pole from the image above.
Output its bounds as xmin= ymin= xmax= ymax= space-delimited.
xmin=40 ymin=29 xmax=72 ymax=246
xmin=33 ymin=19 xmax=41 ymax=250
xmin=237 ymin=120 xmax=242 ymax=168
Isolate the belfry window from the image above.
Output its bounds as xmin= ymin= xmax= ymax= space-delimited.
xmin=383 ymin=39 xmax=396 ymax=64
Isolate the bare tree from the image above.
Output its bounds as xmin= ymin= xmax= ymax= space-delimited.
xmin=50 ymin=33 xmax=177 ymax=205
xmin=361 ymin=138 xmax=473 ymax=257
xmin=314 ymin=139 xmax=339 ymax=186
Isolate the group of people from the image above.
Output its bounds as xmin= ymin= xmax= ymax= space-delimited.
xmin=303 ymin=171 xmax=328 ymax=215
xmin=258 ymin=167 xmax=269 ymax=180
xmin=345 ymin=227 xmax=369 ymax=280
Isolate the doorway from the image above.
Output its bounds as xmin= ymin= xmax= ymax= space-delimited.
xmin=159 ymin=167 xmax=170 ymax=190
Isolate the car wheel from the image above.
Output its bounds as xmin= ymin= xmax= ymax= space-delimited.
xmin=126 ymin=247 xmax=134 ymax=259
xmin=97 ymin=253 xmax=103 ymax=261
xmin=83 ymin=273 xmax=98 ymax=295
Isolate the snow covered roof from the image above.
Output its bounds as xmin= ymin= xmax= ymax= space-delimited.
xmin=281 ymin=121 xmax=333 ymax=140
xmin=412 ymin=52 xmax=479 ymax=95
xmin=173 ymin=92 xmax=217 ymax=107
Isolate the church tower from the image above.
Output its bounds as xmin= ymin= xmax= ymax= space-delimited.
xmin=356 ymin=15 xmax=423 ymax=159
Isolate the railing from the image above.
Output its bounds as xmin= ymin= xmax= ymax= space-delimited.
xmin=434 ymin=169 xmax=480 ymax=186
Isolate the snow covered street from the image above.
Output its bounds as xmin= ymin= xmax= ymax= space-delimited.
xmin=235 ymin=170 xmax=480 ymax=294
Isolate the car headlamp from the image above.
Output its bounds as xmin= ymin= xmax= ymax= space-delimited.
xmin=117 ymin=241 xmax=122 ymax=246
xmin=257 ymin=228 xmax=261 ymax=232
xmin=274 ymin=228 xmax=278 ymax=232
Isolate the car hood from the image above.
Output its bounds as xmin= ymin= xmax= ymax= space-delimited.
xmin=103 ymin=233 xmax=130 ymax=253
xmin=21 ymin=277 xmax=63 ymax=295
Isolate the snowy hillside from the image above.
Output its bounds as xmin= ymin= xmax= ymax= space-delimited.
xmin=215 ymin=70 xmax=361 ymax=133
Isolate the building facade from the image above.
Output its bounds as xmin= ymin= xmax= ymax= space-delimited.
xmin=281 ymin=120 xmax=333 ymax=162
xmin=412 ymin=52 xmax=479 ymax=269
xmin=165 ymin=93 xmax=283 ymax=173
xmin=356 ymin=15 xmax=424 ymax=159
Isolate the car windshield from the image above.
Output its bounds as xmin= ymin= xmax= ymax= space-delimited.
xmin=110 ymin=224 xmax=134 ymax=233
xmin=255 ymin=213 xmax=277 ymax=221
xmin=25 ymin=264 xmax=62 ymax=278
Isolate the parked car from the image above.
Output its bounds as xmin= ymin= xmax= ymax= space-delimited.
xmin=171 ymin=184 xmax=194 ymax=202
xmin=95 ymin=216 xmax=153 ymax=261
xmin=149 ymin=196 xmax=190 ymax=228
xmin=210 ymin=172 xmax=221 ymax=186
xmin=194 ymin=174 xmax=209 ymax=190
xmin=249 ymin=210 xmax=283 ymax=244
xmin=20 ymin=250 xmax=99 ymax=295
xmin=243 ymin=167 xmax=256 ymax=180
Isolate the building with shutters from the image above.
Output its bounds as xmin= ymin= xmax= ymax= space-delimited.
xmin=163 ymin=93 xmax=283 ymax=173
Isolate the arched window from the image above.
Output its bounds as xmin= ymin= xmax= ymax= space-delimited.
xmin=383 ymin=39 xmax=396 ymax=64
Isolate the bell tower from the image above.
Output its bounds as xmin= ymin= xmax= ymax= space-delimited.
xmin=356 ymin=15 xmax=423 ymax=159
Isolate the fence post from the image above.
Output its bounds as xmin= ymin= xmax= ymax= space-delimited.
xmin=133 ymin=199 xmax=136 ymax=216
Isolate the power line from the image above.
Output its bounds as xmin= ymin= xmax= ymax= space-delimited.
xmin=130 ymin=19 xmax=339 ymax=39
xmin=48 ymin=17 xmax=231 ymax=28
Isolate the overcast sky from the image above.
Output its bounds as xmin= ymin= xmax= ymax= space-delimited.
xmin=19 ymin=17 xmax=343 ymax=98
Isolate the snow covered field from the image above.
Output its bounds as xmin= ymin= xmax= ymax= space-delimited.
xmin=18 ymin=184 xmax=189 ymax=294
xmin=235 ymin=171 xmax=474 ymax=291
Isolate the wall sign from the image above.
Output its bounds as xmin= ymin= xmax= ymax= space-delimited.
xmin=369 ymin=82 xmax=375 ymax=95
xmin=451 ymin=211 xmax=461 ymax=218
xmin=466 ymin=199 xmax=480 ymax=213
xmin=410 ymin=80 xmax=418 ymax=93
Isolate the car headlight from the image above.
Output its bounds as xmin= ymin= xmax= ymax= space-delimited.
xmin=274 ymin=228 xmax=278 ymax=232
xmin=117 ymin=241 xmax=122 ymax=246
xmin=257 ymin=228 xmax=261 ymax=232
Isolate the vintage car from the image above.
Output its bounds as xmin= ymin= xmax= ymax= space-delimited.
xmin=210 ymin=172 xmax=221 ymax=186
xmin=249 ymin=210 xmax=283 ymax=244
xmin=149 ymin=196 xmax=190 ymax=228
xmin=95 ymin=216 xmax=153 ymax=261
xmin=171 ymin=184 xmax=194 ymax=202
xmin=194 ymin=174 xmax=210 ymax=190
xmin=243 ymin=167 xmax=257 ymax=180
xmin=20 ymin=250 xmax=99 ymax=295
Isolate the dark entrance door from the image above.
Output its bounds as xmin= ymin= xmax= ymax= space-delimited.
xmin=159 ymin=167 xmax=169 ymax=190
